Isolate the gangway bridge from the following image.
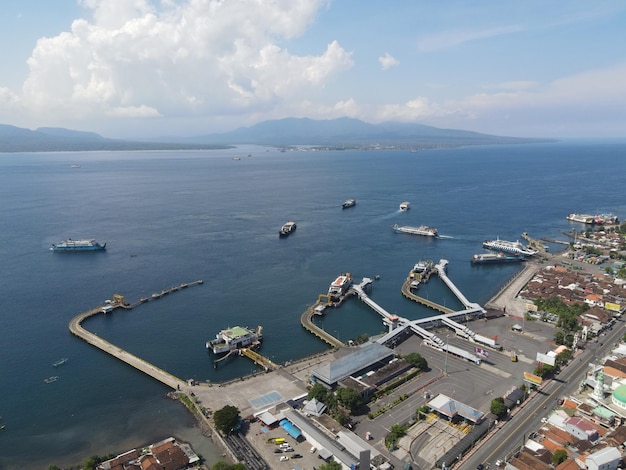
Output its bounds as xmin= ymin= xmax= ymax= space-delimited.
xmin=351 ymin=277 xmax=482 ymax=365
xmin=435 ymin=259 xmax=486 ymax=314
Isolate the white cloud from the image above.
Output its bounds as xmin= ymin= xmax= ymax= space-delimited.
xmin=7 ymin=0 xmax=353 ymax=132
xmin=378 ymin=52 xmax=399 ymax=70
xmin=416 ymin=25 xmax=523 ymax=53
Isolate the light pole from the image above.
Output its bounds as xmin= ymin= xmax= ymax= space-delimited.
xmin=444 ymin=335 xmax=449 ymax=376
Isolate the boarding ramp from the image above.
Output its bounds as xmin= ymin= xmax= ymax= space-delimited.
xmin=435 ymin=259 xmax=486 ymax=313
xmin=352 ymin=278 xmax=400 ymax=329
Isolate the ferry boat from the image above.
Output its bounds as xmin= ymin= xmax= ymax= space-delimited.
xmin=52 ymin=357 xmax=69 ymax=367
xmin=412 ymin=260 xmax=434 ymax=273
xmin=470 ymin=253 xmax=526 ymax=264
xmin=51 ymin=239 xmax=106 ymax=252
xmin=44 ymin=376 xmax=59 ymax=384
xmin=328 ymin=273 xmax=352 ymax=300
xmin=279 ymin=221 xmax=297 ymax=237
xmin=482 ymin=238 xmax=537 ymax=257
xmin=566 ymin=213 xmax=595 ymax=224
xmin=342 ymin=199 xmax=356 ymax=209
xmin=206 ymin=326 xmax=263 ymax=354
xmin=392 ymin=224 xmax=438 ymax=237
xmin=399 ymin=201 xmax=410 ymax=211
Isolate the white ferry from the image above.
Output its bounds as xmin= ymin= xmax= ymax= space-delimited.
xmin=566 ymin=213 xmax=595 ymax=224
xmin=342 ymin=199 xmax=356 ymax=209
xmin=392 ymin=224 xmax=438 ymax=237
xmin=206 ymin=326 xmax=263 ymax=354
xmin=482 ymin=238 xmax=537 ymax=257
xmin=399 ymin=201 xmax=410 ymax=211
xmin=279 ymin=221 xmax=297 ymax=237
xmin=328 ymin=273 xmax=352 ymax=301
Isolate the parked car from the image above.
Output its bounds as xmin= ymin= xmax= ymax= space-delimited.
xmin=279 ymin=456 xmax=289 ymax=462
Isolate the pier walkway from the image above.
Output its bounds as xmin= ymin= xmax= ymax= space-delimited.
xmin=68 ymin=281 xmax=204 ymax=390
xmin=300 ymin=302 xmax=346 ymax=349
xmin=435 ymin=259 xmax=485 ymax=313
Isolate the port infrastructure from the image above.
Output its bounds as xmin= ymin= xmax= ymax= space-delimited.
xmin=300 ymin=258 xmax=498 ymax=365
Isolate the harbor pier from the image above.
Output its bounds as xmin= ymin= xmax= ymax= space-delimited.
xmin=68 ymin=281 xmax=204 ymax=390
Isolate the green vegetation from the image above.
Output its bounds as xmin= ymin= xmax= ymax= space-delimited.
xmin=552 ymin=449 xmax=567 ymax=465
xmin=385 ymin=424 xmax=408 ymax=450
xmin=416 ymin=405 xmax=430 ymax=420
xmin=490 ymin=397 xmax=507 ymax=419
xmin=353 ymin=333 xmax=369 ymax=345
xmin=534 ymin=363 xmax=556 ymax=378
xmin=368 ymin=394 xmax=409 ymax=419
xmin=212 ymin=462 xmax=247 ymax=470
xmin=213 ymin=405 xmax=240 ymax=435
xmin=79 ymin=454 xmax=114 ymax=470
xmin=403 ymin=352 xmax=428 ymax=371
xmin=534 ymin=296 xmax=586 ymax=333
xmin=336 ymin=387 xmax=363 ymax=413
xmin=318 ymin=461 xmax=343 ymax=470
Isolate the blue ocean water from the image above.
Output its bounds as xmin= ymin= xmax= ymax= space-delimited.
xmin=0 ymin=140 xmax=624 ymax=468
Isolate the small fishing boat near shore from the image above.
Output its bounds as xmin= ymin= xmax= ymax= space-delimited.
xmin=44 ymin=376 xmax=59 ymax=384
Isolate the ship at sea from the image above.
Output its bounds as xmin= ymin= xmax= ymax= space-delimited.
xmin=470 ymin=253 xmax=527 ymax=264
xmin=279 ymin=221 xmax=297 ymax=237
xmin=482 ymin=238 xmax=537 ymax=257
xmin=206 ymin=326 xmax=263 ymax=355
xmin=52 ymin=357 xmax=69 ymax=367
xmin=399 ymin=201 xmax=410 ymax=211
xmin=50 ymin=239 xmax=106 ymax=252
xmin=342 ymin=199 xmax=356 ymax=209
xmin=328 ymin=273 xmax=352 ymax=301
xmin=392 ymin=224 xmax=438 ymax=237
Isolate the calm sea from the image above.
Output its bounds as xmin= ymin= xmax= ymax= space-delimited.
xmin=0 ymin=140 xmax=624 ymax=469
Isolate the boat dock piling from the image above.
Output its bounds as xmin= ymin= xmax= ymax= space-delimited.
xmin=239 ymin=348 xmax=279 ymax=372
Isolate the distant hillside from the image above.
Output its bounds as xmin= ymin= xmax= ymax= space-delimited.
xmin=0 ymin=118 xmax=549 ymax=152
xmin=183 ymin=117 xmax=547 ymax=147
xmin=0 ymin=124 xmax=231 ymax=153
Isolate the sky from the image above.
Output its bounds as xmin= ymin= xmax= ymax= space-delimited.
xmin=0 ymin=0 xmax=625 ymax=139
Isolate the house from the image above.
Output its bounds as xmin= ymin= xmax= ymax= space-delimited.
xmin=585 ymin=446 xmax=621 ymax=470
xmin=565 ymin=417 xmax=599 ymax=442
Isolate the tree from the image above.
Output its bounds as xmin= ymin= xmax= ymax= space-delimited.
xmin=404 ymin=352 xmax=428 ymax=371
xmin=213 ymin=405 xmax=240 ymax=434
xmin=490 ymin=397 xmax=507 ymax=418
xmin=552 ymin=449 xmax=567 ymax=465
xmin=336 ymin=387 xmax=363 ymax=413
xmin=308 ymin=383 xmax=332 ymax=404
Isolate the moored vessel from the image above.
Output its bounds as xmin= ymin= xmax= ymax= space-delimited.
xmin=279 ymin=221 xmax=297 ymax=237
xmin=342 ymin=199 xmax=356 ymax=209
xmin=328 ymin=273 xmax=352 ymax=301
xmin=51 ymin=239 xmax=106 ymax=252
xmin=566 ymin=213 xmax=595 ymax=224
xmin=392 ymin=224 xmax=438 ymax=237
xmin=471 ymin=252 xmax=526 ymax=264
xmin=399 ymin=201 xmax=410 ymax=211
xmin=482 ymin=238 xmax=537 ymax=257
xmin=206 ymin=326 xmax=263 ymax=354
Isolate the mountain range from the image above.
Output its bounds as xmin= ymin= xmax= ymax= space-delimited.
xmin=0 ymin=118 xmax=546 ymax=152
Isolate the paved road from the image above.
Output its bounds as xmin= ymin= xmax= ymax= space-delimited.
xmin=459 ymin=317 xmax=625 ymax=470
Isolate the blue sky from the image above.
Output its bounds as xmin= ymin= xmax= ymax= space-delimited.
xmin=1 ymin=0 xmax=625 ymax=139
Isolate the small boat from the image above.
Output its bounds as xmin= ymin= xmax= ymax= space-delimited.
xmin=52 ymin=357 xmax=69 ymax=367
xmin=279 ymin=221 xmax=297 ymax=237
xmin=50 ymin=238 xmax=106 ymax=252
xmin=399 ymin=201 xmax=410 ymax=211
xmin=342 ymin=199 xmax=356 ymax=209
xmin=44 ymin=376 xmax=59 ymax=384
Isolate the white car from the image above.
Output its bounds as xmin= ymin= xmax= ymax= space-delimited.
xmin=279 ymin=456 xmax=289 ymax=462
